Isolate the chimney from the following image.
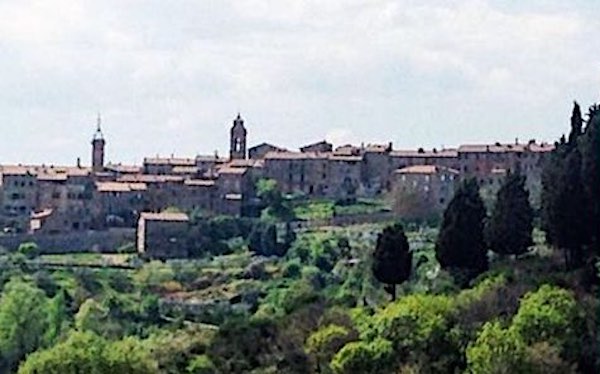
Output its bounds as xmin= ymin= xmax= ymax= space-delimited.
xmin=76 ymin=157 xmax=81 ymax=168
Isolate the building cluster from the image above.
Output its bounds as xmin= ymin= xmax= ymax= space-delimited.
xmin=0 ymin=114 xmax=554 ymax=235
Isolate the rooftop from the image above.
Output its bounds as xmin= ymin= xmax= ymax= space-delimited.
xmin=140 ymin=212 xmax=190 ymax=222
xmin=396 ymin=165 xmax=459 ymax=175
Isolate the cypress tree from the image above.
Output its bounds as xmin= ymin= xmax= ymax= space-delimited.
xmin=541 ymin=101 xmax=591 ymax=269
xmin=435 ymin=178 xmax=488 ymax=283
xmin=580 ymin=105 xmax=600 ymax=260
xmin=372 ymin=223 xmax=412 ymax=301
xmin=568 ymin=101 xmax=584 ymax=145
xmin=487 ymin=171 xmax=534 ymax=256
xmin=556 ymin=148 xmax=588 ymax=268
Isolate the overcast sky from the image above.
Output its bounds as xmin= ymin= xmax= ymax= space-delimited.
xmin=1 ymin=0 xmax=599 ymax=165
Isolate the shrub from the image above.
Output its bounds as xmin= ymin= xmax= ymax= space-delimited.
xmin=511 ymin=285 xmax=581 ymax=350
xmin=330 ymin=338 xmax=393 ymax=374
xmin=466 ymin=321 xmax=527 ymax=374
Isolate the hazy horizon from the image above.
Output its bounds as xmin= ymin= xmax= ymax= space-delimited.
xmin=1 ymin=0 xmax=599 ymax=166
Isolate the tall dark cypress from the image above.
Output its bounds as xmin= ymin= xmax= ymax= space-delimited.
xmin=487 ymin=171 xmax=534 ymax=256
xmin=555 ymin=147 xmax=588 ymax=268
xmin=372 ymin=223 xmax=412 ymax=301
xmin=435 ymin=178 xmax=488 ymax=283
xmin=580 ymin=105 xmax=600 ymax=259
xmin=569 ymin=101 xmax=584 ymax=145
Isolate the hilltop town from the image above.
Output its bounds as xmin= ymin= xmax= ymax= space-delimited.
xmin=0 ymin=113 xmax=554 ymax=237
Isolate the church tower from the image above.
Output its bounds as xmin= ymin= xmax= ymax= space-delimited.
xmin=91 ymin=114 xmax=106 ymax=172
xmin=229 ymin=113 xmax=247 ymax=160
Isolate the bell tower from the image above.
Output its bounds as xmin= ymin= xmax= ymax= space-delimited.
xmin=229 ymin=113 xmax=247 ymax=160
xmin=91 ymin=113 xmax=106 ymax=172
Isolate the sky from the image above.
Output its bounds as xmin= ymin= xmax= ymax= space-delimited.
xmin=0 ymin=0 xmax=599 ymax=166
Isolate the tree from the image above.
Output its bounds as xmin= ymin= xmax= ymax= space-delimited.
xmin=555 ymin=147 xmax=589 ymax=268
xmin=486 ymin=171 xmax=533 ymax=256
xmin=466 ymin=321 xmax=527 ymax=374
xmin=511 ymin=285 xmax=580 ymax=352
xmin=17 ymin=242 xmax=40 ymax=259
xmin=568 ymin=101 xmax=584 ymax=145
xmin=74 ymin=298 xmax=109 ymax=335
xmin=371 ymin=223 xmax=412 ymax=301
xmin=436 ymin=178 xmax=488 ymax=283
xmin=580 ymin=104 xmax=600 ymax=260
xmin=44 ymin=290 xmax=69 ymax=346
xmin=0 ymin=278 xmax=49 ymax=371
xmin=256 ymin=178 xmax=295 ymax=222
xmin=18 ymin=331 xmax=158 ymax=374
xmin=248 ymin=222 xmax=279 ymax=256
xmin=541 ymin=101 xmax=593 ymax=269
xmin=305 ymin=324 xmax=355 ymax=373
xmin=330 ymin=338 xmax=393 ymax=374
xmin=187 ymin=355 xmax=216 ymax=374
xmin=541 ymin=136 xmax=568 ymax=246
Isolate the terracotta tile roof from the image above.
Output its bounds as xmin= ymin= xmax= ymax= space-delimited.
xmin=31 ymin=208 xmax=53 ymax=219
xmin=218 ymin=167 xmax=249 ymax=175
xmin=300 ymin=140 xmax=332 ymax=151
xmin=105 ymin=164 xmax=142 ymax=174
xmin=249 ymin=142 xmax=286 ymax=151
xmin=172 ymin=166 xmax=199 ymax=174
xmin=396 ymin=165 xmax=459 ymax=175
xmin=37 ymin=173 xmax=68 ymax=182
xmin=96 ymin=182 xmax=148 ymax=193
xmin=184 ymin=179 xmax=216 ymax=187
xmin=143 ymin=157 xmax=196 ymax=166
xmin=333 ymin=145 xmax=361 ymax=156
xmin=264 ymin=151 xmax=328 ymax=160
xmin=117 ymin=174 xmax=184 ymax=183
xmin=390 ymin=149 xmax=458 ymax=158
xmin=1 ymin=165 xmax=92 ymax=178
xmin=329 ymin=155 xmax=363 ymax=162
xmin=195 ymin=155 xmax=223 ymax=162
xmin=227 ymin=159 xmax=263 ymax=168
xmin=140 ymin=212 xmax=189 ymax=222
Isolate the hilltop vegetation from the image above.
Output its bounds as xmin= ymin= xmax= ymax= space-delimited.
xmin=0 ymin=102 xmax=598 ymax=373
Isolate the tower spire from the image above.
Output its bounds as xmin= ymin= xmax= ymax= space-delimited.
xmin=93 ymin=113 xmax=104 ymax=140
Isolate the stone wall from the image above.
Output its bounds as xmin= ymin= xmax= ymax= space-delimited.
xmin=0 ymin=228 xmax=135 ymax=254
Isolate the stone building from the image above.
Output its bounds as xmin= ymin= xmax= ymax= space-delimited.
xmin=249 ymin=143 xmax=286 ymax=159
xmin=300 ymin=140 xmax=333 ymax=153
xmin=137 ymin=212 xmax=190 ymax=259
xmin=392 ymin=165 xmax=459 ymax=220
xmin=0 ymin=112 xmax=556 ymax=235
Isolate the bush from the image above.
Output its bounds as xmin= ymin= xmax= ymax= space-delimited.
xmin=283 ymin=260 xmax=302 ymax=279
xmin=466 ymin=321 xmax=527 ymax=374
xmin=330 ymin=338 xmax=393 ymax=374
xmin=187 ymin=354 xmax=216 ymax=374
xmin=305 ymin=324 xmax=355 ymax=372
xmin=17 ymin=242 xmax=39 ymax=259
xmin=511 ymin=285 xmax=581 ymax=350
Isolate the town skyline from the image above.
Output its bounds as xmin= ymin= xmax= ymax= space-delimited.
xmin=1 ymin=1 xmax=599 ymax=165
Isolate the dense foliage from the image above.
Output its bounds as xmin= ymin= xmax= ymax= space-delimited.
xmin=0 ymin=101 xmax=597 ymax=373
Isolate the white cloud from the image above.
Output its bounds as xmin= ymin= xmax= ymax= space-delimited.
xmin=0 ymin=0 xmax=598 ymax=164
